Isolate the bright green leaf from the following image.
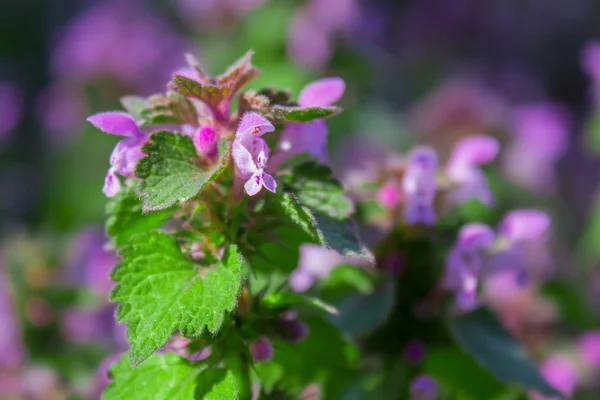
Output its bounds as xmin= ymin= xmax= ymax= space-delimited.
xmin=450 ymin=308 xmax=563 ymax=398
xmin=135 ymin=132 xmax=230 ymax=212
xmin=103 ymin=352 xmax=237 ymax=400
xmin=268 ymin=105 xmax=340 ymax=123
xmin=262 ymin=292 xmax=338 ymax=315
xmin=111 ymin=232 xmax=245 ymax=365
xmin=105 ymin=181 xmax=171 ymax=247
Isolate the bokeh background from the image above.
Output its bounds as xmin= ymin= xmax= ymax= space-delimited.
xmin=3 ymin=0 xmax=600 ymax=398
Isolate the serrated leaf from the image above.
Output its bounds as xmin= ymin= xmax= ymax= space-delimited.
xmin=450 ymin=308 xmax=563 ymax=398
xmin=105 ymin=181 xmax=171 ymax=247
xmin=262 ymin=292 xmax=338 ymax=315
xmin=283 ymin=162 xmax=353 ymax=219
xmin=267 ymin=105 xmax=340 ymax=123
xmin=120 ymin=96 xmax=148 ymax=120
xmin=135 ymin=131 xmax=230 ymax=212
xmin=103 ymin=352 xmax=237 ymax=400
xmin=138 ymin=92 xmax=199 ymax=126
xmin=170 ymin=74 xmax=226 ymax=107
xmin=111 ymin=232 xmax=245 ymax=365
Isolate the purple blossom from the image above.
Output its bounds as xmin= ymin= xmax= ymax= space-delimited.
xmin=377 ymin=180 xmax=402 ymax=210
xmin=87 ymin=112 xmax=148 ymax=197
xmin=444 ymin=210 xmax=550 ymax=310
xmin=93 ymin=353 xmax=122 ymax=398
xmin=402 ymin=146 xmax=438 ymax=225
xmin=0 ymin=264 xmax=24 ymax=368
xmin=576 ymin=331 xmax=600 ymax=367
xmin=445 ymin=135 xmax=499 ymax=206
xmin=276 ymin=313 xmax=309 ymax=343
xmin=177 ymin=0 xmax=266 ymax=30
xmin=290 ymin=244 xmax=357 ymax=292
xmin=502 ymin=102 xmax=569 ymax=193
xmin=232 ymin=112 xmax=276 ymax=196
xmin=403 ymin=339 xmax=427 ymax=365
xmin=409 ymin=374 xmax=437 ymax=400
xmin=270 ymin=78 xmax=345 ymax=170
xmin=581 ymin=41 xmax=600 ymax=84
xmin=539 ymin=355 xmax=579 ymax=397
xmin=37 ymin=84 xmax=85 ymax=144
xmin=250 ymin=337 xmax=274 ymax=362
xmin=0 ymin=82 xmax=23 ymax=143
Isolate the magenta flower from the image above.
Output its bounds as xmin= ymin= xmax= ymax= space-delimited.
xmin=409 ymin=374 xmax=437 ymax=400
xmin=576 ymin=331 xmax=600 ymax=367
xmin=539 ymin=355 xmax=579 ymax=397
xmin=232 ymin=112 xmax=277 ymax=196
xmin=402 ymin=146 xmax=438 ymax=225
xmin=193 ymin=126 xmax=219 ymax=162
xmin=377 ymin=180 xmax=402 ymax=210
xmin=445 ymin=135 xmax=499 ymax=206
xmin=270 ymin=78 xmax=345 ymax=170
xmin=87 ymin=112 xmax=148 ymax=197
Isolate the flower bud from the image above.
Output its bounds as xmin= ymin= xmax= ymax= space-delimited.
xmin=410 ymin=374 xmax=437 ymax=400
xmin=250 ymin=337 xmax=274 ymax=362
xmin=403 ymin=339 xmax=426 ymax=365
xmin=279 ymin=318 xmax=309 ymax=343
xmin=194 ymin=126 xmax=218 ymax=162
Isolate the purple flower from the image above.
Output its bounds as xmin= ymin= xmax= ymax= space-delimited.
xmin=250 ymin=337 xmax=274 ymax=362
xmin=502 ymin=102 xmax=569 ymax=193
xmin=445 ymin=135 xmax=499 ymax=206
xmin=402 ymin=146 xmax=438 ymax=225
xmin=576 ymin=331 xmax=600 ymax=367
xmin=581 ymin=41 xmax=600 ymax=83
xmin=0 ymin=82 xmax=23 ymax=143
xmin=539 ymin=355 xmax=579 ymax=397
xmin=444 ymin=210 xmax=550 ymax=310
xmin=0 ymin=264 xmax=24 ymax=368
xmin=275 ymin=314 xmax=309 ymax=343
xmin=403 ymin=339 xmax=427 ymax=365
xmin=61 ymin=307 xmax=102 ymax=343
xmin=232 ymin=112 xmax=276 ymax=196
xmin=290 ymin=244 xmax=353 ymax=292
xmin=93 ymin=353 xmax=122 ymax=398
xmin=87 ymin=112 xmax=148 ymax=197
xmin=377 ymin=180 xmax=402 ymax=210
xmin=269 ymin=78 xmax=345 ymax=170
xmin=410 ymin=374 xmax=437 ymax=400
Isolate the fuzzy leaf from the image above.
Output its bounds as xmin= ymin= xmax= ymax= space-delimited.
xmin=266 ymin=105 xmax=340 ymax=123
xmin=283 ymin=162 xmax=353 ymax=219
xmin=216 ymin=50 xmax=260 ymax=96
xmin=103 ymin=352 xmax=237 ymax=399
xmin=120 ymin=96 xmax=148 ymax=120
xmin=170 ymin=74 xmax=225 ymax=107
xmin=138 ymin=92 xmax=199 ymax=126
xmin=135 ymin=131 xmax=229 ymax=212
xmin=450 ymin=308 xmax=563 ymax=398
xmin=111 ymin=232 xmax=245 ymax=365
xmin=105 ymin=181 xmax=171 ymax=247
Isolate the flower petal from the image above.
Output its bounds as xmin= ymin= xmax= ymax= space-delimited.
xmin=289 ymin=268 xmax=315 ymax=292
xmin=446 ymin=135 xmax=499 ymax=174
xmin=87 ymin=111 xmax=142 ymax=138
xmin=232 ymin=140 xmax=259 ymax=178
xmin=103 ymin=168 xmax=121 ymax=197
xmin=110 ymin=138 xmax=145 ymax=177
xmin=236 ymin=112 xmax=274 ymax=138
xmin=244 ymin=171 xmax=263 ymax=196
xmin=261 ymin=172 xmax=277 ymax=193
xmin=298 ymin=77 xmax=345 ymax=107
xmin=498 ymin=209 xmax=550 ymax=243
xmin=458 ymin=223 xmax=495 ymax=248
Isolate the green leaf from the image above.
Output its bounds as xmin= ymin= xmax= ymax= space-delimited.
xmin=255 ymin=317 xmax=358 ymax=399
xmin=267 ymin=105 xmax=340 ymax=123
xmin=139 ymin=92 xmax=199 ymax=126
xmin=111 ymin=232 xmax=245 ymax=365
xmin=312 ymin=213 xmax=375 ymax=263
xmin=103 ymin=353 xmax=237 ymax=400
xmin=283 ymin=162 xmax=353 ymax=219
xmin=120 ymin=95 xmax=148 ymax=120
xmin=170 ymin=74 xmax=226 ymax=107
xmin=450 ymin=308 xmax=563 ymax=398
xmin=135 ymin=131 xmax=230 ymax=212
xmin=216 ymin=50 xmax=260 ymax=97
xmin=261 ymin=292 xmax=338 ymax=315
xmin=423 ymin=347 xmax=507 ymax=400
xmin=105 ymin=181 xmax=171 ymax=247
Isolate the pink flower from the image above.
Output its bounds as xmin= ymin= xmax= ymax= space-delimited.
xmin=232 ymin=112 xmax=277 ymax=196
xmin=445 ymin=135 xmax=499 ymax=206
xmin=87 ymin=112 xmax=148 ymax=197
xmin=250 ymin=337 xmax=274 ymax=362
xmin=270 ymin=78 xmax=345 ymax=170
xmin=539 ymin=355 xmax=579 ymax=397
xmin=193 ymin=126 xmax=218 ymax=162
